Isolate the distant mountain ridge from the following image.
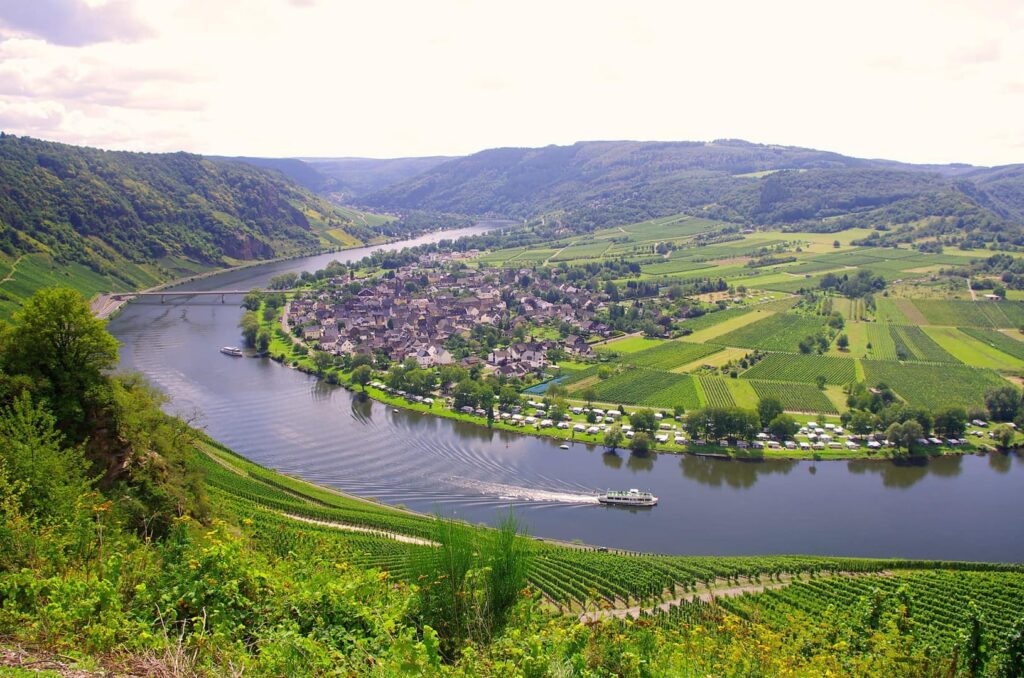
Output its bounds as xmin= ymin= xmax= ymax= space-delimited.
xmin=215 ymin=155 xmax=455 ymax=202
xmin=358 ymin=139 xmax=1024 ymax=245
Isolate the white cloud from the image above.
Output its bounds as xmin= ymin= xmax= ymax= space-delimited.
xmin=0 ymin=0 xmax=1021 ymax=165
xmin=0 ymin=0 xmax=151 ymax=46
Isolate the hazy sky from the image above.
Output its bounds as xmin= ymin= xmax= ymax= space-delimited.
xmin=0 ymin=0 xmax=1022 ymax=165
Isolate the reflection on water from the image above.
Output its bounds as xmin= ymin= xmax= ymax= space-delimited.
xmin=106 ymin=227 xmax=1024 ymax=561
xmin=601 ymin=451 xmax=623 ymax=470
xmin=846 ymin=455 xmax=963 ymax=489
xmin=680 ymin=455 xmax=798 ymax=490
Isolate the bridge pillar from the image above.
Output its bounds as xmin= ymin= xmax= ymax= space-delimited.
xmin=221 ymin=293 xmax=225 ymax=303
xmin=161 ymin=294 xmax=165 ymax=304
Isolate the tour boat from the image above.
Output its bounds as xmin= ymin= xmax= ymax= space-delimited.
xmin=598 ymin=488 xmax=658 ymax=507
xmin=220 ymin=346 xmax=243 ymax=357
xmin=559 ymin=444 xmax=570 ymax=449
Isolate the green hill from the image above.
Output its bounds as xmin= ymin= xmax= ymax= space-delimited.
xmin=362 ymin=139 xmax=1024 ymax=246
xmin=0 ymin=134 xmax=374 ymax=312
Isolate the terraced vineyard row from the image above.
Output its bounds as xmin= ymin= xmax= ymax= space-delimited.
xmin=740 ymin=352 xmax=857 ymax=385
xmin=714 ymin=570 xmax=1024 ymax=653
xmin=201 ymin=442 xmax=1024 ymax=612
xmin=747 ymin=380 xmax=838 ymax=414
xmin=590 ymin=368 xmax=702 ymax=409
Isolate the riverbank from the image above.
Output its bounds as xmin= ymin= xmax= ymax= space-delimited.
xmin=258 ymin=303 xmax=1000 ymax=463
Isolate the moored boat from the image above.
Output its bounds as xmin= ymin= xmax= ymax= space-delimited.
xmin=598 ymin=488 xmax=658 ymax=507
xmin=220 ymin=346 xmax=243 ymax=356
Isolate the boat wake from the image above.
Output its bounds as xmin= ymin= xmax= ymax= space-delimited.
xmin=449 ymin=477 xmax=600 ymax=504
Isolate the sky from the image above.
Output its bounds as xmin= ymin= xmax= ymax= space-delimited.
xmin=0 ymin=0 xmax=1022 ymax=165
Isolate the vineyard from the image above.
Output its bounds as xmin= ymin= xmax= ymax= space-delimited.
xmin=699 ymin=376 xmax=736 ymax=408
xmin=912 ymin=299 xmax=1024 ymax=328
xmin=861 ymin=361 xmax=1007 ymax=411
xmin=865 ymin=322 xmax=897 ymax=360
xmin=960 ymin=326 xmax=1024 ymax=361
xmin=620 ymin=341 xmax=722 ymax=370
xmin=747 ymin=380 xmax=839 ymax=414
xmin=714 ymin=313 xmax=828 ymax=352
xmin=739 ymin=352 xmax=857 ymax=385
xmin=712 ymin=570 xmax=1024 ymax=654
xmin=889 ymin=324 xmax=961 ymax=363
xmin=200 ymin=439 xmax=1024 ymax=614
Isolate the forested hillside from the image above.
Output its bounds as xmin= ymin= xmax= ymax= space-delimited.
xmin=0 ymin=134 xmax=372 ymax=312
xmin=362 ymin=139 xmax=1024 ymax=246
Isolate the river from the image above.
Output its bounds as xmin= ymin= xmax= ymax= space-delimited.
xmin=108 ymin=225 xmax=1024 ymax=561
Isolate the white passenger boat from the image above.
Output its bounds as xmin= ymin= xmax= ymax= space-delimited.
xmin=598 ymin=488 xmax=658 ymax=507
xmin=220 ymin=346 xmax=243 ymax=356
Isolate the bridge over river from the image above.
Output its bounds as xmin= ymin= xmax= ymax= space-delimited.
xmin=92 ymin=288 xmax=298 ymax=318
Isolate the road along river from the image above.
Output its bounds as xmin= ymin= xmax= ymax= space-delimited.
xmin=108 ymin=225 xmax=1024 ymax=561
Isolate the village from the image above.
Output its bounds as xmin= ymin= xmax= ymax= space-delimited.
xmin=284 ymin=254 xmax=608 ymax=378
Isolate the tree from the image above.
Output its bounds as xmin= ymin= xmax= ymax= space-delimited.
xmin=815 ymin=375 xmax=827 ymax=390
xmin=581 ymin=387 xmax=597 ymax=407
xmin=498 ymin=384 xmax=521 ymax=409
xmin=933 ymin=407 xmax=968 ymax=438
xmin=757 ymin=397 xmax=784 ymax=427
xmin=603 ymin=427 xmax=624 ymax=451
xmin=767 ymin=414 xmax=799 ymax=441
xmin=239 ymin=311 xmax=260 ymax=348
xmin=629 ymin=432 xmax=651 ymax=455
xmin=1 ymin=287 xmax=118 ymax=435
xmin=256 ymin=328 xmax=271 ymax=354
xmin=886 ymin=420 xmax=923 ymax=454
xmin=351 ymin=365 xmax=372 ymax=391
xmin=985 ymin=386 xmax=1022 ymax=422
xmin=836 ymin=334 xmax=849 ymax=351
xmin=629 ymin=409 xmax=658 ymax=432
xmin=993 ymin=424 xmax=1015 ymax=450
xmin=848 ymin=410 xmax=878 ymax=436
xmin=241 ymin=289 xmax=262 ymax=311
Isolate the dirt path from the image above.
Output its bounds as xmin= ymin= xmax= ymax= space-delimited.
xmin=0 ymin=254 xmax=25 ymax=284
xmin=968 ymin=278 xmax=977 ymax=301
xmin=279 ymin=512 xmax=436 ymax=546
xmin=580 ymin=571 xmax=890 ymax=622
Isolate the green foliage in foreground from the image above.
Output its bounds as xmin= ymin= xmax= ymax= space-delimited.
xmin=3 ymin=288 xmax=1024 ymax=676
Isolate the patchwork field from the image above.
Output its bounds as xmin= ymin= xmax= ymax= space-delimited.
xmin=861 ymin=361 xmax=1007 ymax=410
xmin=740 ymin=353 xmax=858 ymax=385
xmin=924 ymin=326 xmax=1024 ymax=370
xmin=619 ymin=341 xmax=722 ymax=370
xmin=747 ymin=380 xmax=839 ymax=414
xmin=698 ymin=376 xmax=736 ymax=408
xmin=714 ymin=313 xmax=828 ymax=353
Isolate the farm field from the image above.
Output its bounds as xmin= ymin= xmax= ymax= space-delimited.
xmin=698 ymin=376 xmax=736 ymax=408
xmin=864 ymin=322 xmax=898 ymax=360
xmin=961 ymin=327 xmax=1024 ymax=362
xmin=747 ymin=380 xmax=839 ymax=414
xmin=874 ymin=297 xmax=911 ymax=323
xmin=924 ymin=326 xmax=1024 ymax=370
xmin=913 ymin=299 xmax=1024 ymax=328
xmin=861 ymin=361 xmax=1008 ymax=410
xmin=714 ymin=313 xmax=828 ymax=353
xmin=589 ymin=368 xmax=702 ymax=410
xmin=619 ymin=341 xmax=722 ymax=370
xmin=674 ymin=346 xmax=749 ymax=372
xmin=724 ymin=378 xmax=759 ymax=409
xmin=597 ymin=335 xmax=666 ymax=354
xmin=677 ymin=307 xmax=765 ymax=340
xmin=740 ymin=353 xmax=858 ymax=385
xmin=889 ymin=324 xmax=961 ymax=363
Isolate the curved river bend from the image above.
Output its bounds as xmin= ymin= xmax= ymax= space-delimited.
xmin=109 ymin=225 xmax=1024 ymax=561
